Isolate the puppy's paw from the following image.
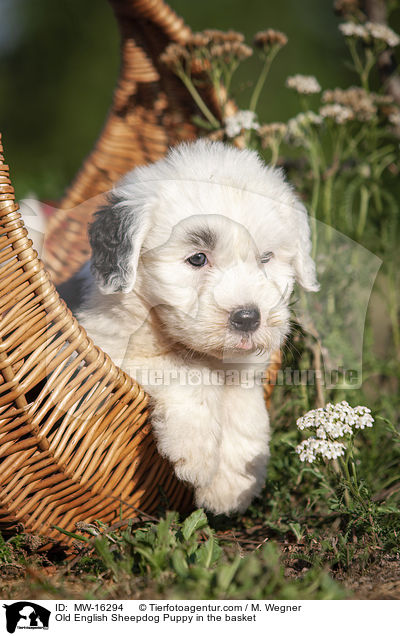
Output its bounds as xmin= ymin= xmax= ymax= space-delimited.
xmin=172 ymin=454 xmax=217 ymax=489
xmin=195 ymin=466 xmax=265 ymax=515
xmin=151 ymin=411 xmax=220 ymax=489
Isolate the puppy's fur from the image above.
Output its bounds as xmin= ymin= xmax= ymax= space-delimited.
xmin=77 ymin=140 xmax=318 ymax=514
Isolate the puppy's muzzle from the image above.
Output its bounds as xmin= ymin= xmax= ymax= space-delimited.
xmin=229 ymin=306 xmax=261 ymax=333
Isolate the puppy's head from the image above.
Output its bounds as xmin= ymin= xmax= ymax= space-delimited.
xmin=89 ymin=140 xmax=319 ymax=359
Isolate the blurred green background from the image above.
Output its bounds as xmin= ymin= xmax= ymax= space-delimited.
xmin=0 ymin=0 xmax=364 ymax=201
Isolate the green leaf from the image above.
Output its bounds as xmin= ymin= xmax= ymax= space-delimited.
xmin=376 ymin=505 xmax=400 ymax=514
xmin=289 ymin=522 xmax=304 ymax=542
xmin=196 ymin=536 xmax=223 ymax=568
xmin=134 ymin=529 xmax=154 ymax=546
xmin=216 ymin=555 xmax=241 ymax=592
xmin=93 ymin=537 xmax=119 ymax=575
xmin=133 ymin=545 xmax=163 ymax=571
xmin=171 ymin=549 xmax=189 ymax=577
xmin=182 ymin=509 xmax=208 ymax=541
xmin=52 ymin=526 xmax=89 ymax=542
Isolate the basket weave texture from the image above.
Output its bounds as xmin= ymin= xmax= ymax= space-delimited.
xmin=0 ymin=137 xmax=193 ymax=543
xmin=0 ymin=0 xmax=281 ymax=546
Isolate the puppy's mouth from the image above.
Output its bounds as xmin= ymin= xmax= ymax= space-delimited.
xmin=235 ymin=334 xmax=255 ymax=351
xmin=221 ymin=332 xmax=259 ymax=355
xmin=225 ymin=319 xmax=288 ymax=356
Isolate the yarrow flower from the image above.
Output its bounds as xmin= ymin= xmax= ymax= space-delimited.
xmin=296 ymin=438 xmax=346 ymax=463
xmin=208 ymin=41 xmax=253 ymax=63
xmin=388 ymin=110 xmax=400 ymax=127
xmin=257 ymin=122 xmax=287 ymax=148
xmin=286 ymin=111 xmax=322 ymax=145
xmin=224 ymin=110 xmax=259 ymax=138
xmin=202 ymin=29 xmax=245 ymax=44
xmin=286 ymin=74 xmax=321 ymax=95
xmin=253 ymin=29 xmax=288 ymax=50
xmin=322 ymin=87 xmax=377 ymax=122
xmin=161 ymin=30 xmax=253 ymax=73
xmin=338 ymin=22 xmax=368 ymax=40
xmin=320 ymin=103 xmax=354 ymax=124
xmin=296 ymin=401 xmax=374 ymax=463
xmin=365 ymin=21 xmax=400 ymax=48
xmin=160 ymin=43 xmax=190 ymax=68
xmin=339 ymin=21 xmax=400 ymax=48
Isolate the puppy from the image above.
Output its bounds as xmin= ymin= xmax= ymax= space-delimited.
xmin=76 ymin=140 xmax=318 ymax=515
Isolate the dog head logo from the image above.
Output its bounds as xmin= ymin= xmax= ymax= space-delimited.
xmin=3 ymin=602 xmax=50 ymax=633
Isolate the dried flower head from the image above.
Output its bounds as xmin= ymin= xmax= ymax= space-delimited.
xmin=296 ymin=401 xmax=374 ymax=463
xmin=365 ymin=21 xmax=400 ymax=48
xmin=161 ymin=29 xmax=251 ymax=74
xmin=286 ymin=74 xmax=321 ymax=95
xmin=257 ymin=122 xmax=287 ymax=149
xmin=322 ymin=87 xmax=377 ymax=121
xmin=160 ymin=43 xmax=189 ymax=69
xmin=203 ymin=29 xmax=244 ymax=44
xmin=334 ymin=0 xmax=361 ymax=18
xmin=189 ymin=32 xmax=211 ymax=48
xmin=209 ymin=44 xmax=224 ymax=58
xmin=224 ymin=110 xmax=259 ymax=138
xmin=253 ymin=29 xmax=288 ymax=50
xmin=209 ymin=41 xmax=253 ymax=63
xmin=320 ymin=103 xmax=355 ymax=124
xmin=190 ymin=56 xmax=212 ymax=74
xmin=230 ymin=42 xmax=253 ymax=61
xmin=224 ymin=30 xmax=246 ymax=43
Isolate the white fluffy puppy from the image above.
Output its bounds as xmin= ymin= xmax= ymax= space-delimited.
xmin=76 ymin=140 xmax=318 ymax=515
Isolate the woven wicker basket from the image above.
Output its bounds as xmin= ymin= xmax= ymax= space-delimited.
xmin=0 ymin=0 xmax=281 ymax=546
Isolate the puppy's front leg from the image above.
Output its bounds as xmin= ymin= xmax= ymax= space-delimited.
xmin=195 ymin=384 xmax=270 ymax=514
xmin=149 ymin=384 xmax=221 ymax=489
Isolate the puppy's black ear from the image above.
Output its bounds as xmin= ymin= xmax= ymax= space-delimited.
xmin=89 ymin=192 xmax=148 ymax=294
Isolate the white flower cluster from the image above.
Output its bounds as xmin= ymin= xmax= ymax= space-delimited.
xmin=366 ymin=21 xmax=400 ymax=48
xmin=339 ymin=22 xmax=368 ymax=39
xmin=286 ymin=111 xmax=322 ymax=144
xmin=296 ymin=438 xmax=346 ymax=463
xmin=320 ymin=103 xmax=354 ymax=124
xmin=296 ymin=401 xmax=374 ymax=463
xmin=339 ymin=21 xmax=400 ymax=48
xmin=224 ymin=110 xmax=259 ymax=138
xmin=286 ymin=74 xmax=321 ymax=95
xmin=389 ymin=111 xmax=400 ymax=127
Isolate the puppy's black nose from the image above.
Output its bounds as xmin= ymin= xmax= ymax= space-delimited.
xmin=229 ymin=306 xmax=261 ymax=332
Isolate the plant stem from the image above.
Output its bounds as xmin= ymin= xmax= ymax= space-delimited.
xmin=177 ymin=69 xmax=220 ymax=129
xmin=347 ymin=39 xmax=373 ymax=91
xmin=308 ymin=147 xmax=321 ymax=259
xmin=269 ymin=139 xmax=280 ymax=166
xmin=249 ymin=47 xmax=279 ymax=113
xmin=356 ymin=185 xmax=370 ymax=240
xmin=323 ymin=174 xmax=334 ymax=241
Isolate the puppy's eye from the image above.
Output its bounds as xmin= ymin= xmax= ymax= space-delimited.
xmin=186 ymin=252 xmax=208 ymax=267
xmin=261 ymin=251 xmax=274 ymax=264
